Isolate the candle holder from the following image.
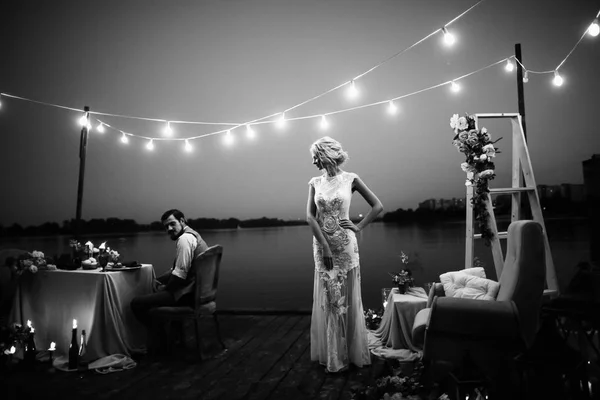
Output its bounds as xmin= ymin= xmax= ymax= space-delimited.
xmin=381 ymin=288 xmax=392 ymax=309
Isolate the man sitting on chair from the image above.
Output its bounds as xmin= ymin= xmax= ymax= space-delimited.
xmin=131 ymin=209 xmax=209 ymax=344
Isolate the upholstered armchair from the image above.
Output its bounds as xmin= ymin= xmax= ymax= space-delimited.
xmin=411 ymin=221 xmax=547 ymax=384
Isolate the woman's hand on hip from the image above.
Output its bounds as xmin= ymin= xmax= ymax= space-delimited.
xmin=339 ymin=219 xmax=360 ymax=233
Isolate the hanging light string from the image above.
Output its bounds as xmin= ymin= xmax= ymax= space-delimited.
xmin=92 ymin=56 xmax=508 ymax=142
xmin=279 ymin=0 xmax=487 ymax=116
xmin=1 ymin=4 xmax=598 ymax=146
xmin=0 ymin=0 xmax=486 ymax=130
xmin=514 ymin=9 xmax=600 ymax=75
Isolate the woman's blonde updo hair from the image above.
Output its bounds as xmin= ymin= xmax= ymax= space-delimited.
xmin=310 ymin=136 xmax=349 ymax=174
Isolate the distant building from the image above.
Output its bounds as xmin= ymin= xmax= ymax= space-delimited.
xmin=418 ymin=197 xmax=465 ymax=211
xmin=418 ymin=199 xmax=437 ymax=210
xmin=560 ymin=183 xmax=586 ymax=203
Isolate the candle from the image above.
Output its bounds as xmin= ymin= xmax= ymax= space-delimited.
xmin=73 ymin=319 xmax=77 ymax=329
xmin=99 ymin=242 xmax=106 ymax=251
xmin=9 ymin=346 xmax=15 ymax=354
xmin=49 ymin=342 xmax=56 ymax=351
xmin=27 ymin=320 xmax=32 ymax=329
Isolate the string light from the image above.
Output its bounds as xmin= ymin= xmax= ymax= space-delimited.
xmin=224 ymin=129 xmax=234 ymax=145
xmin=146 ymin=139 xmax=154 ymax=150
xmin=78 ymin=112 xmax=91 ymax=131
xmin=0 ymin=94 xmax=2 ymax=109
xmin=184 ymin=139 xmax=193 ymax=152
xmin=450 ymin=81 xmax=461 ymax=93
xmin=319 ymin=115 xmax=329 ymax=130
xmin=276 ymin=112 xmax=286 ymax=129
xmin=522 ymin=70 xmax=529 ymax=83
xmin=120 ymin=132 xmax=129 ymax=144
xmin=588 ymin=18 xmax=600 ymax=37
xmin=96 ymin=122 xmax=105 ymax=133
xmin=504 ymin=58 xmax=515 ymax=72
xmin=163 ymin=121 xmax=173 ymax=136
xmin=387 ymin=100 xmax=398 ymax=115
xmin=552 ymin=70 xmax=564 ymax=86
xmin=246 ymin=124 xmax=255 ymax=139
xmin=347 ymin=80 xmax=359 ymax=99
xmin=441 ymin=26 xmax=456 ymax=46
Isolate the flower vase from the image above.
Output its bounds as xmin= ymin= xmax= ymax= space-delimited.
xmin=397 ymin=283 xmax=408 ymax=294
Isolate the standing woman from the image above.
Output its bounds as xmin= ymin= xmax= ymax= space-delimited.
xmin=306 ymin=136 xmax=383 ymax=373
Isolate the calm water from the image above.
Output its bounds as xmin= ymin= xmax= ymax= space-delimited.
xmin=1 ymin=220 xmax=589 ymax=311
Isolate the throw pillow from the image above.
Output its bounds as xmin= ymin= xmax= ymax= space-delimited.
xmin=440 ymin=272 xmax=500 ymax=301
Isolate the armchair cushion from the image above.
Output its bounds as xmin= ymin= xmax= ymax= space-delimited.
xmin=440 ymin=273 xmax=500 ymax=301
xmin=428 ymin=296 xmax=520 ymax=340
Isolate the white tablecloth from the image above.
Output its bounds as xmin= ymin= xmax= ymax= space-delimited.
xmin=10 ymin=264 xmax=155 ymax=362
xmin=368 ymin=287 xmax=428 ymax=360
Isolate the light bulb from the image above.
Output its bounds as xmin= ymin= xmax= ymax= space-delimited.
xmin=347 ymin=80 xmax=359 ymax=99
xmin=96 ymin=122 xmax=105 ymax=133
xmin=146 ymin=139 xmax=154 ymax=150
xmin=184 ymin=139 xmax=193 ymax=152
xmin=553 ymin=71 xmax=564 ymax=87
xmin=163 ymin=121 xmax=173 ymax=136
xmin=224 ymin=130 xmax=234 ymax=145
xmin=78 ymin=114 xmax=88 ymax=126
xmin=588 ymin=19 xmax=599 ymax=37
xmin=450 ymin=81 xmax=461 ymax=93
xmin=505 ymin=59 xmax=515 ymax=72
xmin=388 ymin=100 xmax=398 ymax=114
xmin=320 ymin=115 xmax=329 ymax=130
xmin=523 ymin=70 xmax=529 ymax=83
xmin=442 ymin=27 xmax=455 ymax=46
xmin=120 ymin=132 xmax=129 ymax=144
xmin=276 ymin=113 xmax=286 ymax=129
xmin=246 ymin=125 xmax=255 ymax=139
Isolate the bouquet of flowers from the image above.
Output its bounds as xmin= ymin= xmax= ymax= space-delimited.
xmin=6 ymin=251 xmax=55 ymax=276
xmin=450 ymin=113 xmax=502 ymax=246
xmin=389 ymin=251 xmax=414 ymax=293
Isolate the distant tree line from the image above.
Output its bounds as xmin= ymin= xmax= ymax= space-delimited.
xmin=0 ymin=216 xmax=309 ymax=238
xmin=0 ymin=196 xmax=588 ymax=237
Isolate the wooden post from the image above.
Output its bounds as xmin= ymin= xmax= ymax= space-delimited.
xmin=515 ymin=44 xmax=529 ymax=219
xmin=515 ymin=43 xmax=527 ymax=141
xmin=75 ymin=106 xmax=90 ymax=239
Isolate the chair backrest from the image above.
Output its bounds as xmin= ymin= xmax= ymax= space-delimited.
xmin=192 ymin=245 xmax=223 ymax=309
xmin=496 ymin=220 xmax=546 ymax=347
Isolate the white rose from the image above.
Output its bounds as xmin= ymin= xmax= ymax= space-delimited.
xmin=457 ymin=117 xmax=468 ymax=130
xmin=480 ymin=169 xmax=495 ymax=179
xmin=29 ymin=265 xmax=38 ymax=273
xmin=483 ymin=144 xmax=496 ymax=157
xmin=465 ymin=179 xmax=473 ymax=186
xmin=461 ymin=162 xmax=470 ymax=172
xmin=480 ymin=154 xmax=488 ymax=161
xmin=449 ymin=114 xmax=459 ymax=129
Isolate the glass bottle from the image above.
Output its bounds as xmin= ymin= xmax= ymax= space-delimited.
xmin=68 ymin=327 xmax=79 ymax=370
xmin=78 ymin=329 xmax=89 ymax=370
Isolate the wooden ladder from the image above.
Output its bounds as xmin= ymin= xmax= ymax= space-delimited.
xmin=465 ymin=113 xmax=559 ymax=297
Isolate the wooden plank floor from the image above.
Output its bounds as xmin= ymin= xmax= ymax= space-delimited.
xmin=1 ymin=315 xmax=388 ymax=400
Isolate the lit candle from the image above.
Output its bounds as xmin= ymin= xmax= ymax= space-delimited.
xmin=49 ymin=342 xmax=56 ymax=351
xmin=9 ymin=346 xmax=15 ymax=354
xmin=48 ymin=342 xmax=56 ymax=367
xmin=27 ymin=320 xmax=32 ymax=329
xmin=73 ymin=319 xmax=77 ymax=329
xmin=383 ymin=301 xmax=388 ymax=309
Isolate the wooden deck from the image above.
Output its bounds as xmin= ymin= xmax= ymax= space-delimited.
xmin=1 ymin=314 xmax=389 ymax=400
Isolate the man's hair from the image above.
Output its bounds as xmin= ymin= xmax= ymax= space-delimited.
xmin=161 ymin=209 xmax=186 ymax=223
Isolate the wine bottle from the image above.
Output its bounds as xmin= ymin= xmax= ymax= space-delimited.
xmin=68 ymin=327 xmax=79 ymax=370
xmin=78 ymin=329 xmax=89 ymax=370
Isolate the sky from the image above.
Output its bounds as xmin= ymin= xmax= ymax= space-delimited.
xmin=0 ymin=0 xmax=599 ymax=227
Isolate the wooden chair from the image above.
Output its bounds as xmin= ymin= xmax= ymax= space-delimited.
xmin=150 ymin=245 xmax=226 ymax=359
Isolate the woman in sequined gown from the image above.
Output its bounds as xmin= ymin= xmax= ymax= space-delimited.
xmin=306 ymin=136 xmax=384 ymax=373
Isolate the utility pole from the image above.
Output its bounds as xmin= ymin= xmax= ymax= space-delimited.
xmin=515 ymin=44 xmax=530 ymax=219
xmin=515 ymin=43 xmax=527 ymax=142
xmin=75 ymin=106 xmax=90 ymax=239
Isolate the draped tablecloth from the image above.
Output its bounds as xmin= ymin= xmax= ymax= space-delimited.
xmin=368 ymin=287 xmax=428 ymax=360
xmin=10 ymin=264 xmax=155 ymax=362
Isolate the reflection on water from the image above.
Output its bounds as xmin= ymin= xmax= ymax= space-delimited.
xmin=2 ymin=220 xmax=589 ymax=311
